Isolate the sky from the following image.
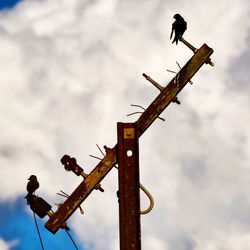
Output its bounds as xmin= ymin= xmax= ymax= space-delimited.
xmin=0 ymin=0 xmax=21 ymax=10
xmin=0 ymin=0 xmax=250 ymax=250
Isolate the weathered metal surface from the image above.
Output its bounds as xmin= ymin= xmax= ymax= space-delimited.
xmin=117 ymin=122 xmax=141 ymax=250
xmin=45 ymin=146 xmax=117 ymax=233
xmin=45 ymin=43 xmax=213 ymax=234
xmin=136 ymin=43 xmax=213 ymax=137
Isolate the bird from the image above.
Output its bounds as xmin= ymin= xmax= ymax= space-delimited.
xmin=25 ymin=175 xmax=39 ymax=204
xmin=170 ymin=14 xmax=187 ymax=45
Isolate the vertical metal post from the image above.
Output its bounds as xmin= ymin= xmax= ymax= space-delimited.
xmin=117 ymin=122 xmax=141 ymax=250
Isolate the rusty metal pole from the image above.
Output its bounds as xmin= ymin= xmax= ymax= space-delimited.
xmin=45 ymin=44 xmax=213 ymax=235
xmin=117 ymin=122 xmax=141 ymax=250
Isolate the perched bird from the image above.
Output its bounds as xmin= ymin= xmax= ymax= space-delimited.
xmin=170 ymin=14 xmax=187 ymax=45
xmin=26 ymin=175 xmax=39 ymax=193
xmin=25 ymin=175 xmax=39 ymax=204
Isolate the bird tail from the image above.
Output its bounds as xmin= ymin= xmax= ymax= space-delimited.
xmin=24 ymin=192 xmax=34 ymax=205
xmin=172 ymin=37 xmax=178 ymax=45
xmin=170 ymin=28 xmax=173 ymax=39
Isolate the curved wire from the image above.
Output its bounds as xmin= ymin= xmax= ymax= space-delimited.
xmin=127 ymin=111 xmax=143 ymax=117
xmin=131 ymin=104 xmax=146 ymax=110
xmin=139 ymin=183 xmax=154 ymax=214
xmin=127 ymin=104 xmax=165 ymax=121
xmin=33 ymin=212 xmax=45 ymax=250
xmin=65 ymin=229 xmax=78 ymax=250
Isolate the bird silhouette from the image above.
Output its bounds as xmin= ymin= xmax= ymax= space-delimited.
xmin=170 ymin=14 xmax=187 ymax=45
xmin=25 ymin=175 xmax=39 ymax=204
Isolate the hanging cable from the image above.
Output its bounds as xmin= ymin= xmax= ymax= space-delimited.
xmin=33 ymin=211 xmax=45 ymax=250
xmin=139 ymin=183 xmax=154 ymax=214
xmin=65 ymin=229 xmax=78 ymax=250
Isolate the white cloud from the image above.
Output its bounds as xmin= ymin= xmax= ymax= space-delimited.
xmin=143 ymin=234 xmax=169 ymax=250
xmin=0 ymin=239 xmax=9 ymax=250
xmin=0 ymin=0 xmax=250 ymax=249
xmin=0 ymin=238 xmax=18 ymax=250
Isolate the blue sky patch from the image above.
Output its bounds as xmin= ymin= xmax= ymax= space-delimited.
xmin=0 ymin=197 xmax=84 ymax=250
xmin=0 ymin=0 xmax=23 ymax=10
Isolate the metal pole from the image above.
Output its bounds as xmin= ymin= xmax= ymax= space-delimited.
xmin=45 ymin=44 xmax=213 ymax=235
xmin=117 ymin=122 xmax=141 ymax=250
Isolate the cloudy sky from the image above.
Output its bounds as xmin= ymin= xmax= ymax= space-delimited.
xmin=0 ymin=0 xmax=250 ymax=249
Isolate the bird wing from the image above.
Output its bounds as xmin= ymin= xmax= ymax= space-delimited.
xmin=170 ymin=27 xmax=174 ymax=39
xmin=181 ymin=21 xmax=187 ymax=33
xmin=170 ymin=21 xmax=177 ymax=39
